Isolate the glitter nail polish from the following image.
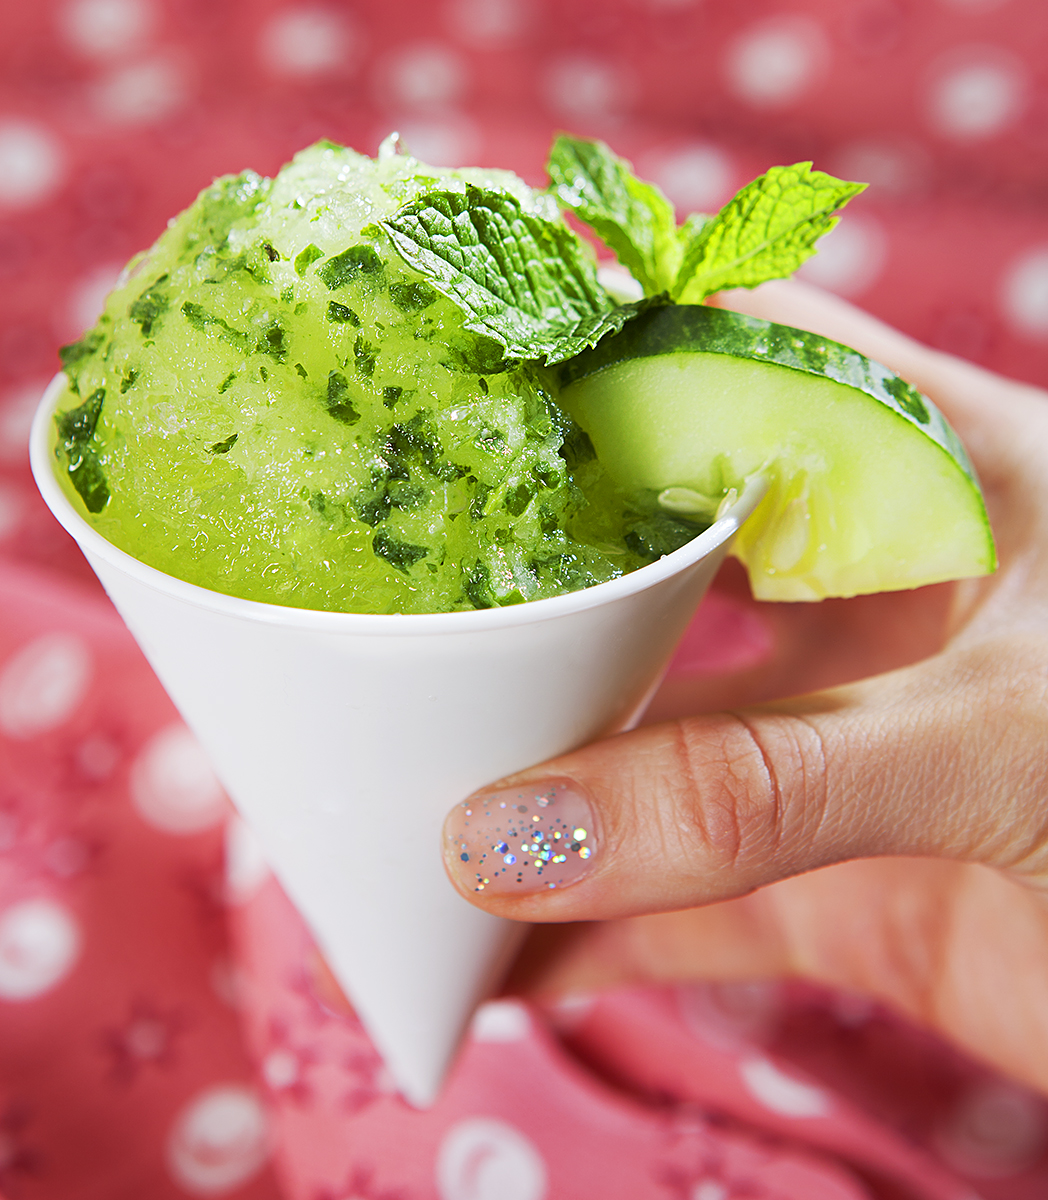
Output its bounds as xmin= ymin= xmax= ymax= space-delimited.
xmin=444 ymin=779 xmax=598 ymax=895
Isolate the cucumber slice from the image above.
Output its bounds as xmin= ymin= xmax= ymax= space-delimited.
xmin=557 ymin=305 xmax=996 ymax=601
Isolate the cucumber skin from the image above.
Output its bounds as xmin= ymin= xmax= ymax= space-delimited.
xmin=557 ymin=304 xmax=979 ymax=489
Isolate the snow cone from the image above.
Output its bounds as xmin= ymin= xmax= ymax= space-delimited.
xmin=30 ymin=138 xmax=768 ymax=1104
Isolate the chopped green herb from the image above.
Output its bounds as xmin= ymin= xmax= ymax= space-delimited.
xmin=625 ymin=511 xmax=706 ymax=561
xmin=557 ymin=424 xmax=595 ymax=467
xmin=129 ymin=277 xmax=170 ymax=336
xmin=209 ymin=433 xmax=238 ymax=454
xmin=387 ymin=480 xmax=427 ymax=511
xmin=317 ymin=244 xmax=382 ymax=290
xmin=464 ymin=563 xmax=494 ymax=608
xmin=258 ymin=321 xmax=287 ymax=362
xmin=180 ymin=172 xmax=270 ymax=258
xmin=504 ymin=481 xmax=536 ymax=516
xmin=55 ymin=388 xmax=109 ymax=513
xmin=218 ymin=372 xmax=237 ymax=393
xmin=469 ymin=482 xmax=492 ymax=521
xmin=354 ymin=335 xmax=376 ymax=377
xmin=182 ymin=302 xmax=251 ymax=351
xmin=59 ymin=328 xmax=107 ymax=387
xmin=383 ymin=416 xmax=445 ymax=478
xmin=325 ymin=371 xmax=360 ymax=425
xmin=66 ymin=448 xmax=109 ymax=513
xmin=56 ymin=387 xmax=105 ymax=446
xmin=327 ymin=301 xmax=361 ymax=325
xmin=389 ymin=281 xmax=437 ymax=312
xmin=382 ymin=386 xmax=403 ymax=408
xmin=356 ymin=488 xmax=391 ymax=526
xmin=294 ymin=362 xmax=308 ymax=379
xmin=294 ymin=243 xmax=324 ymax=275
xmin=263 ymin=242 xmax=279 ymax=262
xmin=119 ymin=368 xmax=139 ymax=394
xmin=532 ymin=462 xmax=562 ymax=489
xmin=373 ymin=531 xmax=429 ymax=572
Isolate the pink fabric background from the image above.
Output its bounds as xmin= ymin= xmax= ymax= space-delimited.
xmin=1 ymin=1 xmax=1047 ymax=1196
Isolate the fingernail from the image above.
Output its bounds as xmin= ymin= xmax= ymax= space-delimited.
xmin=444 ymin=778 xmax=598 ymax=895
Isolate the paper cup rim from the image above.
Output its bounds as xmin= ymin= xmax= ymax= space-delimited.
xmin=31 ymin=372 xmax=763 ymax=638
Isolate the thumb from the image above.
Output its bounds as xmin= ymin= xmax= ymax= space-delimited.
xmin=441 ymin=640 xmax=1048 ymax=921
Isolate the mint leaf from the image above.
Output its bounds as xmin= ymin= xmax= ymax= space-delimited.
xmin=546 ymin=294 xmax=670 ymax=365
xmin=675 ymin=211 xmax=713 ymax=261
xmin=672 ymin=163 xmax=866 ymax=303
xmin=381 ymin=185 xmax=648 ymax=364
xmin=546 ymin=135 xmax=680 ymax=295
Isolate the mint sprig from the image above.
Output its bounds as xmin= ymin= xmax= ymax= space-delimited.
xmin=545 ymin=138 xmax=865 ymax=306
xmin=546 ymin=135 xmax=680 ymax=295
xmin=672 ymin=163 xmax=867 ymax=302
xmin=379 ymin=142 xmax=864 ymax=369
xmin=380 ymin=186 xmax=653 ymax=365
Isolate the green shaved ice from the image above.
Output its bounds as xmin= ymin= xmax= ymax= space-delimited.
xmin=52 ymin=140 xmax=686 ymax=614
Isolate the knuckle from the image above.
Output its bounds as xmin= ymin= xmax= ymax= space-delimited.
xmin=669 ymin=713 xmax=830 ymax=877
xmin=948 ymin=638 xmax=1048 ymax=872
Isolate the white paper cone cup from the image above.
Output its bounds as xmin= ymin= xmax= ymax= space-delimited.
xmin=31 ymin=374 xmax=765 ymax=1106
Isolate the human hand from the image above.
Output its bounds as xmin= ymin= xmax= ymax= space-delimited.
xmin=441 ymin=280 xmax=1048 ymax=1096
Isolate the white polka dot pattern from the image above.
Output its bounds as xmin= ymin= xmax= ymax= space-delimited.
xmin=692 ymin=1184 xmax=729 ymax=1200
xmin=830 ymin=140 xmax=928 ymax=198
xmin=0 ymin=121 xmax=65 ymax=209
xmin=796 ymin=213 xmax=888 ymax=297
xmin=642 ymin=143 xmax=734 ymax=214
xmin=543 ymin=55 xmax=632 ymax=121
xmin=925 ymin=49 xmax=1027 ymax=141
xmin=0 ymin=633 xmax=92 ymax=740
xmin=935 ymin=1081 xmax=1046 ymax=1178
xmin=130 ymin=723 xmax=227 ymax=835
xmin=166 ymin=1084 xmax=270 ymax=1195
xmin=739 ymin=1055 xmax=833 ymax=1118
xmin=470 ymin=1000 xmax=531 ymax=1042
xmin=544 ymin=990 xmax=596 ymax=1032
xmin=392 ymin=115 xmax=480 ymax=168
xmin=0 ymin=382 xmax=48 ymax=465
xmin=0 ymin=898 xmax=81 ymax=1001
xmin=382 ymin=42 xmax=469 ymax=108
xmin=90 ymin=56 xmax=188 ymax=125
xmin=938 ymin=0 xmax=1011 ymax=9
xmin=261 ymin=1048 xmax=299 ymax=1090
xmin=436 ymin=1118 xmax=547 ymax=1200
xmin=60 ymin=0 xmax=155 ymax=59
xmin=224 ymin=817 xmax=271 ymax=904
xmin=445 ymin=0 xmax=526 ymax=47
xmin=64 ymin=263 xmax=125 ymax=342
xmin=677 ymin=981 xmax=782 ymax=1052
xmin=1001 ymin=246 xmax=1048 ymax=338
xmin=0 ymin=486 xmax=24 ymax=543
xmin=725 ymin=17 xmax=827 ymax=108
xmin=258 ymin=8 xmax=355 ymax=77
